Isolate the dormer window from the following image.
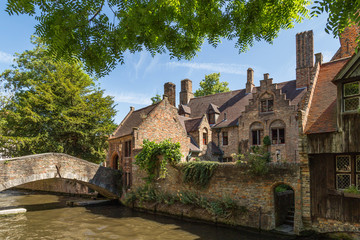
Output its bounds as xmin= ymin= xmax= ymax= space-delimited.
xmin=343 ymin=81 xmax=360 ymax=112
xmin=260 ymin=99 xmax=274 ymax=112
xmin=208 ymin=113 xmax=215 ymax=124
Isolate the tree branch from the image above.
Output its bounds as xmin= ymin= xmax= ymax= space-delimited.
xmin=88 ymin=0 xmax=105 ymax=23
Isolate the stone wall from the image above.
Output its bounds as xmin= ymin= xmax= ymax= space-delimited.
xmin=213 ymin=126 xmax=238 ymax=159
xmin=15 ymin=178 xmax=97 ymax=196
xmin=130 ymin=162 xmax=304 ymax=233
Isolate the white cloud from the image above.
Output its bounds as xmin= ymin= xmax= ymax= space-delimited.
xmin=166 ymin=62 xmax=249 ymax=75
xmin=0 ymin=51 xmax=14 ymax=64
xmin=109 ymin=91 xmax=152 ymax=105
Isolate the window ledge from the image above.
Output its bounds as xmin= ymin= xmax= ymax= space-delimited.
xmin=342 ymin=111 xmax=360 ymax=115
xmin=259 ymin=112 xmax=274 ymax=116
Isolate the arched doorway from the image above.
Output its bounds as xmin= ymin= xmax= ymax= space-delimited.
xmin=112 ymin=154 xmax=119 ymax=170
xmin=274 ymin=184 xmax=295 ymax=231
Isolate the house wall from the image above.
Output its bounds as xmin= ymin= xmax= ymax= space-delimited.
xmin=239 ymin=76 xmax=300 ymax=162
xmin=130 ymin=163 xmax=304 ymax=233
xmin=212 ymin=126 xmax=238 ymax=158
xmin=133 ymin=99 xmax=189 ymax=162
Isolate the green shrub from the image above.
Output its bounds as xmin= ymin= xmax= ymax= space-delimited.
xmin=344 ymin=185 xmax=360 ymax=194
xmin=180 ymin=161 xmax=219 ymax=188
xmin=135 ymin=139 xmax=182 ymax=183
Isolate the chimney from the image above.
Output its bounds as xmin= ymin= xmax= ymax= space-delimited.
xmin=179 ymin=79 xmax=194 ymax=105
xmin=296 ymin=30 xmax=314 ymax=89
xmin=315 ymin=53 xmax=323 ymax=65
xmin=246 ymin=68 xmax=254 ymax=94
xmin=164 ymin=82 xmax=176 ymax=107
xmin=338 ymin=24 xmax=360 ymax=59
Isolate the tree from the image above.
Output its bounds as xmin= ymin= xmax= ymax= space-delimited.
xmin=151 ymin=94 xmax=162 ymax=104
xmin=194 ymin=73 xmax=230 ymax=97
xmin=0 ymin=38 xmax=117 ymax=163
xmin=5 ymin=1 xmax=359 ymax=77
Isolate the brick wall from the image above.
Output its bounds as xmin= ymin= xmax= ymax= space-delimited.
xmin=213 ymin=126 xmax=238 ymax=158
xmin=131 ymin=162 xmax=304 ymax=233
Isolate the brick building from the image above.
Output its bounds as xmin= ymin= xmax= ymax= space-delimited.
xmin=107 ymin=26 xmax=359 ymax=191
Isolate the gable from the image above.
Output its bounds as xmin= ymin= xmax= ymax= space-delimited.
xmin=333 ymin=52 xmax=360 ymax=82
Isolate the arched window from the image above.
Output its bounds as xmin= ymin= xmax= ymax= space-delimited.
xmin=260 ymin=93 xmax=274 ymax=112
xmin=203 ymin=128 xmax=208 ymax=145
xmin=270 ymin=120 xmax=285 ymax=144
xmin=250 ymin=122 xmax=264 ymax=145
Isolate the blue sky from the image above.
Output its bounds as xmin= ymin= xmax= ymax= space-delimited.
xmin=0 ymin=3 xmax=340 ymax=124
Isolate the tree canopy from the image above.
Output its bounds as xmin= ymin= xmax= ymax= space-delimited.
xmin=6 ymin=0 xmax=357 ymax=77
xmin=151 ymin=94 xmax=162 ymax=104
xmin=194 ymin=73 xmax=230 ymax=97
xmin=0 ymin=38 xmax=117 ymax=163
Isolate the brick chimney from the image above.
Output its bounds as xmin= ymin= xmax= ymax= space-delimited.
xmin=246 ymin=68 xmax=254 ymax=94
xmin=164 ymin=82 xmax=176 ymax=107
xmin=179 ymin=79 xmax=194 ymax=105
xmin=336 ymin=24 xmax=360 ymax=60
xmin=296 ymin=30 xmax=314 ymax=89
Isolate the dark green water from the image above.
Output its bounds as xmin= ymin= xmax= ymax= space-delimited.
xmin=0 ymin=190 xmax=284 ymax=240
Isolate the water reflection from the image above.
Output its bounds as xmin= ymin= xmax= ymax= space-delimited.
xmin=0 ymin=190 xmax=283 ymax=240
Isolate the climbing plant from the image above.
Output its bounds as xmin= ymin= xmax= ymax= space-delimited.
xmin=180 ymin=161 xmax=219 ymax=188
xmin=135 ymin=139 xmax=182 ymax=183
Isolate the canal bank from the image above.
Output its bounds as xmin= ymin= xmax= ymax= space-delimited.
xmin=0 ymin=189 xmax=294 ymax=240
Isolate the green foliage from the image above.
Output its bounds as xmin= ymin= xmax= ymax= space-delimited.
xmin=0 ymin=37 xmax=117 ymax=163
xmin=263 ymin=135 xmax=271 ymax=146
xmin=180 ymin=161 xmax=219 ymax=188
xmin=125 ymin=187 xmax=247 ymax=218
xmin=275 ymin=184 xmax=292 ymax=193
xmin=194 ymin=73 xmax=230 ymax=97
xmin=135 ymin=139 xmax=182 ymax=183
xmin=233 ymin=142 xmax=271 ymax=176
xmin=150 ymin=94 xmax=162 ymax=104
xmin=5 ymin=0 xmax=312 ymax=77
xmin=343 ymin=185 xmax=360 ymax=194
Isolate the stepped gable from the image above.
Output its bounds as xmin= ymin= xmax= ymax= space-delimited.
xmin=111 ymin=103 xmax=159 ymax=138
xmin=277 ymin=80 xmax=307 ymax=107
xmin=305 ymin=57 xmax=350 ymax=134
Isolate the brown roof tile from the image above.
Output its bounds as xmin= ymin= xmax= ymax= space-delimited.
xmin=184 ymin=117 xmax=203 ymax=132
xmin=305 ymin=58 xmax=350 ymax=134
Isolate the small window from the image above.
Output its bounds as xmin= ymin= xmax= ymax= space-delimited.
xmin=208 ymin=113 xmax=215 ymax=124
xmin=336 ymin=155 xmax=351 ymax=190
xmin=124 ymin=141 xmax=132 ymax=157
xmin=222 ymin=132 xmax=228 ymax=146
xmin=343 ymin=81 xmax=360 ymax=112
xmin=260 ymin=99 xmax=274 ymax=112
xmin=271 ymin=128 xmax=285 ymax=144
xmin=203 ymin=132 xmax=208 ymax=145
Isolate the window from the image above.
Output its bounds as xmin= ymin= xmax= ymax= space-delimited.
xmin=124 ymin=141 xmax=131 ymax=157
xmin=252 ymin=130 xmax=263 ymax=145
xmin=250 ymin=122 xmax=263 ymax=146
xmin=335 ymin=155 xmax=360 ymax=190
xmin=343 ymin=81 xmax=360 ymax=112
xmin=270 ymin=120 xmax=285 ymax=144
xmin=260 ymin=99 xmax=274 ymax=112
xmin=271 ymin=128 xmax=285 ymax=144
xmin=208 ymin=113 xmax=215 ymax=124
xmin=222 ymin=132 xmax=228 ymax=146
xmin=203 ymin=129 xmax=208 ymax=145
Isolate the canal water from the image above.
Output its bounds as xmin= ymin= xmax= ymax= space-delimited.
xmin=0 ymin=190 xmax=285 ymax=240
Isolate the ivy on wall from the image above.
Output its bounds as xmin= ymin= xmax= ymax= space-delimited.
xmin=180 ymin=161 xmax=219 ymax=188
xmin=134 ymin=139 xmax=182 ymax=183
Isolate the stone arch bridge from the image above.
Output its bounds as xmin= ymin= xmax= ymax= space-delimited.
xmin=0 ymin=153 xmax=122 ymax=198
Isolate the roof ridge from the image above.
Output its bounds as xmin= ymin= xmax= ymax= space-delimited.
xmin=191 ymin=89 xmax=243 ymax=100
xmin=325 ymin=56 xmax=352 ymax=65
xmin=132 ymin=102 xmax=159 ymax=113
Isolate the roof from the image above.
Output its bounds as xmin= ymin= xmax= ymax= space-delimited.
xmin=305 ymin=58 xmax=350 ymax=134
xmin=184 ymin=117 xmax=203 ymax=132
xmin=189 ymin=136 xmax=200 ymax=152
xmin=187 ymin=80 xmax=306 ymax=129
xmin=110 ymin=103 xmax=159 ymax=139
xmin=179 ymin=104 xmax=191 ymax=115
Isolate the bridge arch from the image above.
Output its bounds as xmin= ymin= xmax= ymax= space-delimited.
xmin=0 ymin=153 xmax=122 ymax=198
